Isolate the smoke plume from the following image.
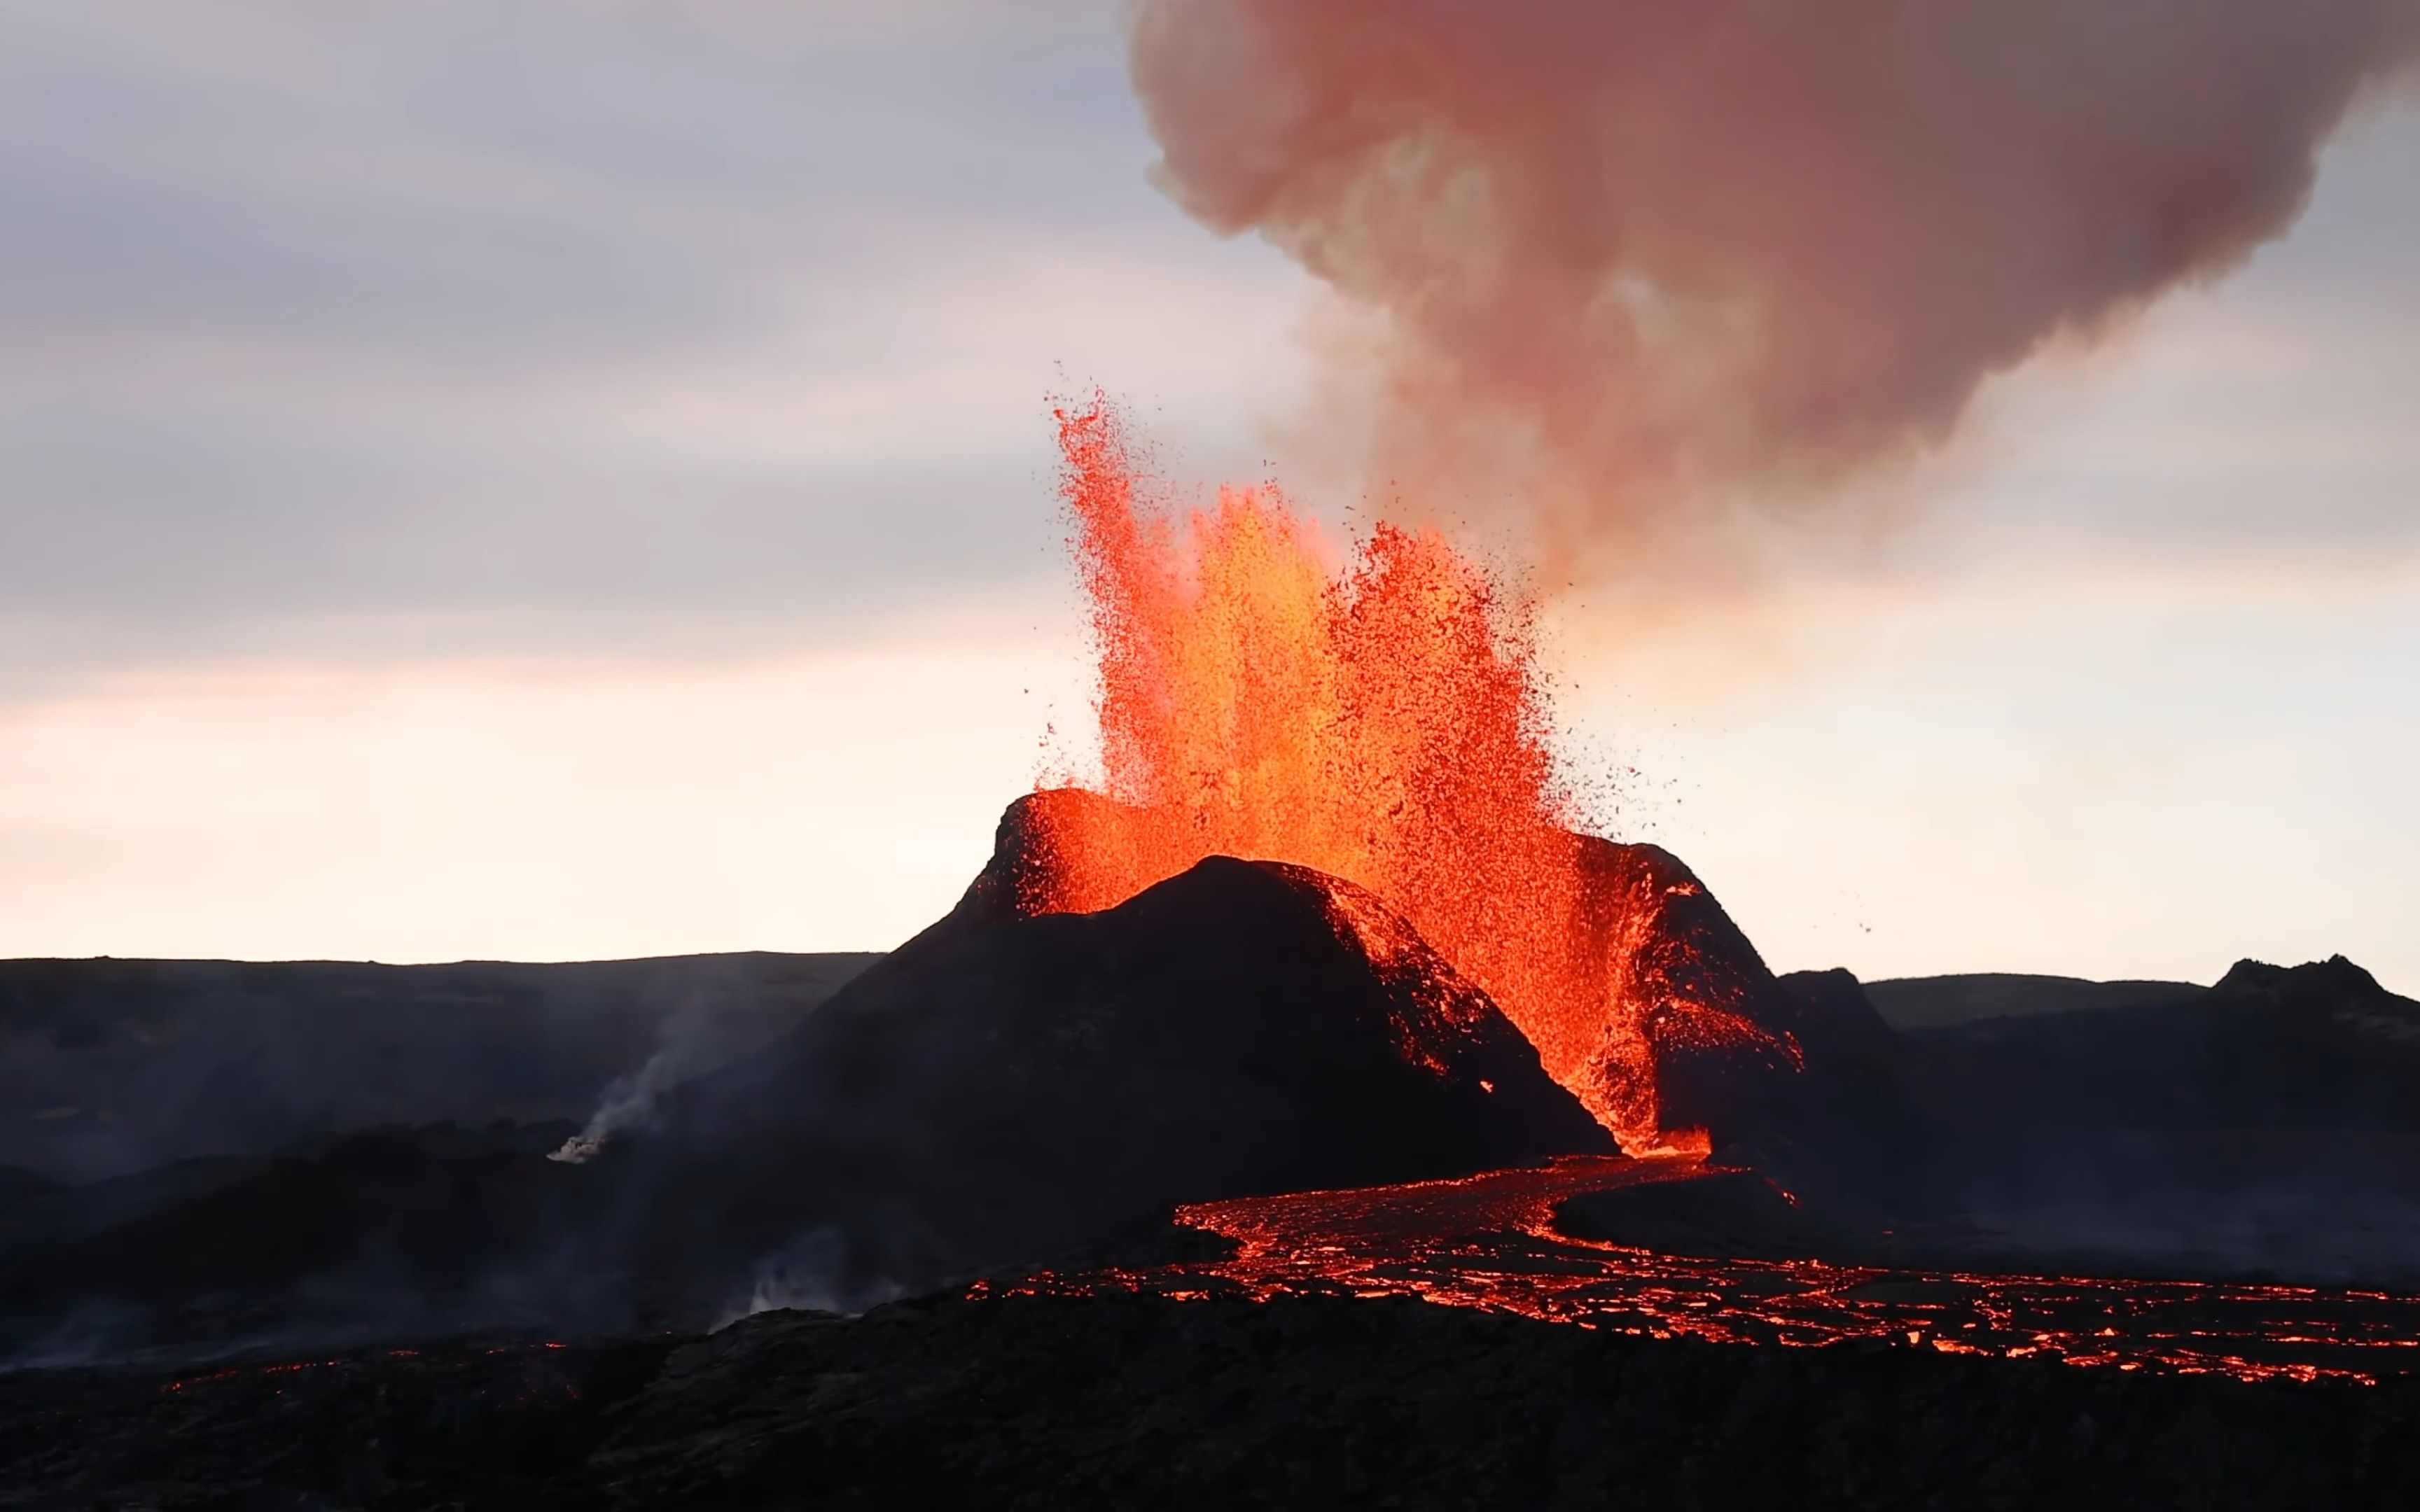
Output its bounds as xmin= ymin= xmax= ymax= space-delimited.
xmin=550 ymin=995 xmax=728 ymax=1165
xmin=1127 ymin=0 xmax=2420 ymax=570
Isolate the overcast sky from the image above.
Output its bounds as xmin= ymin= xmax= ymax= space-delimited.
xmin=4 ymin=2 xmax=2416 ymax=990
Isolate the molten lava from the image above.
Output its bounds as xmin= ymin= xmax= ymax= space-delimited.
xmin=996 ymin=1162 xmax=2420 ymax=1387
xmin=1023 ymin=398 xmax=1772 ymax=1149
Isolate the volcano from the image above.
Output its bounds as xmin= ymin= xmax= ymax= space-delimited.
xmin=966 ymin=788 xmax=1908 ymax=1178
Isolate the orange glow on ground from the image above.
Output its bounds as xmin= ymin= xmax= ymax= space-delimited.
xmin=995 ymin=1160 xmax=2420 ymax=1387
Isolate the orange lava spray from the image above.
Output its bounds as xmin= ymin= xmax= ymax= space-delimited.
xmin=1024 ymin=396 xmax=1692 ymax=1148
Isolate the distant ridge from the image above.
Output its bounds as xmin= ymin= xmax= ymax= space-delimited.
xmin=0 ymin=952 xmax=879 ymax=1182
xmin=1863 ymin=972 xmax=2206 ymax=1031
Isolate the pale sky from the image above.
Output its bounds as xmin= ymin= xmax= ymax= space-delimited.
xmin=4 ymin=2 xmax=2415 ymax=993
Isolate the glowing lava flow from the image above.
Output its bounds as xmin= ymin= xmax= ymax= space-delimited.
xmin=1022 ymin=398 xmax=1773 ymax=1150
xmin=996 ymin=1162 xmax=2420 ymax=1387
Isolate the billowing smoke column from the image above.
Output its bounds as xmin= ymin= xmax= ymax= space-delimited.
xmin=1128 ymin=0 xmax=2420 ymax=562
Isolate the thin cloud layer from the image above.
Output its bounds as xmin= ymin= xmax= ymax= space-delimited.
xmin=0 ymin=0 xmax=1275 ymax=673
xmin=1128 ymin=0 xmax=2420 ymax=573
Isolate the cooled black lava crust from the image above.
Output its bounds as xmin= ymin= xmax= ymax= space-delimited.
xmin=4 ymin=1291 xmax=2417 ymax=1510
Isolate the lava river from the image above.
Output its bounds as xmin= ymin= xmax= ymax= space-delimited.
xmin=994 ymin=1158 xmax=2420 ymax=1387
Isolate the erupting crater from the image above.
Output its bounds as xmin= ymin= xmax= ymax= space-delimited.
xmin=1010 ymin=398 xmax=1793 ymax=1152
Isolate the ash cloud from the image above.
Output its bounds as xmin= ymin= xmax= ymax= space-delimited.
xmin=1127 ymin=0 xmax=2420 ymax=573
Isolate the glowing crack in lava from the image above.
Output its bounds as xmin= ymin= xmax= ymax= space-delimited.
xmin=1022 ymin=398 xmax=1772 ymax=1151
xmin=996 ymin=1161 xmax=2420 ymax=1387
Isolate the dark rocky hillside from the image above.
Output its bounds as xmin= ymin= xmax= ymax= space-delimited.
xmin=0 ymin=952 xmax=878 ymax=1181
xmin=1885 ymin=956 xmax=2420 ymax=1281
xmin=1905 ymin=955 xmax=2420 ymax=1134
xmin=1863 ymin=971 xmax=2207 ymax=1030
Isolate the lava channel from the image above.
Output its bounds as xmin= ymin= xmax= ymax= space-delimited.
xmin=992 ymin=1158 xmax=2420 ymax=1387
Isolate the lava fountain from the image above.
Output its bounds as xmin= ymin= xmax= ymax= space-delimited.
xmin=1018 ymin=398 xmax=1775 ymax=1152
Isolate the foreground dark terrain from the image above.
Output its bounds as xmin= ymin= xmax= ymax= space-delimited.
xmin=7 ymin=1290 xmax=2419 ymax=1511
